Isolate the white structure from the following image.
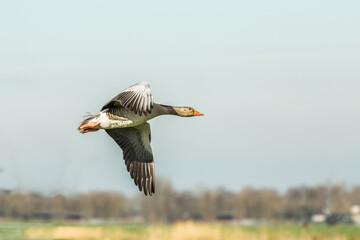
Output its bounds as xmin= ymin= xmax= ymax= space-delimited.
xmin=350 ymin=205 xmax=360 ymax=225
xmin=311 ymin=214 xmax=325 ymax=223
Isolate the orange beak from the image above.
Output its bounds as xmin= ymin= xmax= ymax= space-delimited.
xmin=193 ymin=109 xmax=204 ymax=116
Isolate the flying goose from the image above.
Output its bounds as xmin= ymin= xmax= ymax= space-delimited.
xmin=78 ymin=82 xmax=203 ymax=196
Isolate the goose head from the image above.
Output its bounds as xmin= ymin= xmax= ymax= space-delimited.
xmin=173 ymin=106 xmax=204 ymax=117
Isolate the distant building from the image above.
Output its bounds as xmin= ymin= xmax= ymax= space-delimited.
xmin=311 ymin=214 xmax=325 ymax=223
xmin=311 ymin=205 xmax=360 ymax=225
xmin=350 ymin=205 xmax=360 ymax=225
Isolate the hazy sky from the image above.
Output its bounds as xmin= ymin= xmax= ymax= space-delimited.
xmin=0 ymin=1 xmax=359 ymax=196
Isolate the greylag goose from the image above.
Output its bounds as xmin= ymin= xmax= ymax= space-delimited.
xmin=78 ymin=82 xmax=203 ymax=196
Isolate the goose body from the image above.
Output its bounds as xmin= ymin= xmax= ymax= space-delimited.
xmin=78 ymin=82 xmax=203 ymax=196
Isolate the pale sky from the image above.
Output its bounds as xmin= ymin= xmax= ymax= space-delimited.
xmin=0 ymin=1 xmax=359 ymax=196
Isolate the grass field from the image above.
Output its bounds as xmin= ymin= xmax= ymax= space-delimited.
xmin=0 ymin=221 xmax=360 ymax=240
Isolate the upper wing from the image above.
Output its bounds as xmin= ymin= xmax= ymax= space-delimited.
xmin=105 ymin=122 xmax=155 ymax=196
xmin=101 ymin=82 xmax=154 ymax=116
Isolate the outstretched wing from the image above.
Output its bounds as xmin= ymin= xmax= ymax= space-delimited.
xmin=105 ymin=122 xmax=155 ymax=196
xmin=101 ymin=82 xmax=154 ymax=116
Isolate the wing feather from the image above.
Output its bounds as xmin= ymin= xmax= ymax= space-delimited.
xmin=105 ymin=122 xmax=155 ymax=196
xmin=101 ymin=82 xmax=154 ymax=116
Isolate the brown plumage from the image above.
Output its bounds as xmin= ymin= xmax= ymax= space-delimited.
xmin=78 ymin=82 xmax=203 ymax=196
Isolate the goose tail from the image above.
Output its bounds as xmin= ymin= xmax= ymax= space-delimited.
xmin=77 ymin=112 xmax=100 ymax=130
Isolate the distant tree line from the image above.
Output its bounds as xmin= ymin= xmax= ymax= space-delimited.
xmin=0 ymin=179 xmax=359 ymax=223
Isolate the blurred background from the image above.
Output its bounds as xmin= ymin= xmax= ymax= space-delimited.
xmin=0 ymin=1 xmax=360 ymax=239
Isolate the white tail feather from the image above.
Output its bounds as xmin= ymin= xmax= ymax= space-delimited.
xmin=83 ymin=112 xmax=100 ymax=118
